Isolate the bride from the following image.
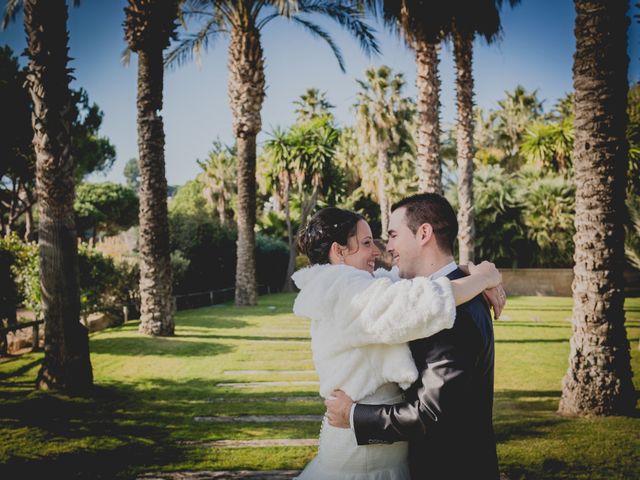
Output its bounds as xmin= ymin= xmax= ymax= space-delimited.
xmin=291 ymin=207 xmax=502 ymax=480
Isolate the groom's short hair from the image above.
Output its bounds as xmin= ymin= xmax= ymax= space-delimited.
xmin=391 ymin=193 xmax=458 ymax=254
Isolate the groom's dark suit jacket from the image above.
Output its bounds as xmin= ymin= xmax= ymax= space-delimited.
xmin=353 ymin=268 xmax=499 ymax=480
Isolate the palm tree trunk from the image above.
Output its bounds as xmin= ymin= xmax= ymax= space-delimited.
xmin=558 ymin=0 xmax=635 ymax=416
xmin=136 ymin=46 xmax=174 ymax=337
xmin=24 ymin=0 xmax=92 ymax=392
xmin=229 ymin=25 xmax=265 ymax=306
xmin=282 ymin=181 xmax=296 ymax=293
xmin=454 ymin=30 xmax=475 ymax=264
xmin=217 ymin=195 xmax=227 ymax=227
xmin=377 ymin=144 xmax=390 ymax=239
xmin=413 ymin=38 xmax=442 ymax=194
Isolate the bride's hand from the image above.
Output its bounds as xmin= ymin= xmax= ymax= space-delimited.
xmin=483 ymin=285 xmax=507 ymax=319
xmin=468 ymin=260 xmax=501 ymax=290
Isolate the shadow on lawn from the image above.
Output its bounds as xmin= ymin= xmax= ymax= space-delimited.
xmin=0 ymin=383 xmax=187 ymax=479
xmin=89 ymin=336 xmax=235 ymax=357
xmin=177 ymin=333 xmax=309 ymax=342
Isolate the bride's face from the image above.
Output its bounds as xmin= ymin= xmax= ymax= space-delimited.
xmin=338 ymin=220 xmax=381 ymax=274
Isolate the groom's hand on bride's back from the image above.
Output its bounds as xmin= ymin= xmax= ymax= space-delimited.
xmin=325 ymin=390 xmax=353 ymax=429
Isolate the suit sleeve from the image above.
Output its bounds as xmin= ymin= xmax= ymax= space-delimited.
xmin=352 ymin=311 xmax=480 ymax=445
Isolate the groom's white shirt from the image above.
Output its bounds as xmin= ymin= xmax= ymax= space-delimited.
xmin=348 ymin=261 xmax=458 ymax=430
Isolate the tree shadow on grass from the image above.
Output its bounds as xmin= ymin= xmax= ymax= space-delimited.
xmin=0 ymin=383 xmax=188 ymax=479
xmin=89 ymin=336 xmax=235 ymax=357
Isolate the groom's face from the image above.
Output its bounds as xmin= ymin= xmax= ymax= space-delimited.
xmin=386 ymin=207 xmax=423 ymax=279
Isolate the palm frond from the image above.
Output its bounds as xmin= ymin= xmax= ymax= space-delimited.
xmin=2 ymin=0 xmax=22 ymax=30
xmin=164 ymin=15 xmax=222 ymax=69
xmin=121 ymin=47 xmax=132 ymax=66
xmin=296 ymin=0 xmax=380 ymax=57
xmin=290 ymin=16 xmax=345 ymax=73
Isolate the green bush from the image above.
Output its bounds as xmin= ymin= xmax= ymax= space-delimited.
xmin=0 ymin=233 xmax=40 ymax=317
xmin=77 ymin=243 xmax=139 ymax=320
xmin=0 ymin=234 xmax=138 ymax=321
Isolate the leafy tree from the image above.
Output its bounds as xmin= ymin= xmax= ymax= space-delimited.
xmin=0 ymin=45 xmax=34 ymax=240
xmin=123 ymin=158 xmax=141 ymax=190
xmin=70 ymin=88 xmax=117 ymax=181
xmin=167 ymin=0 xmax=379 ymax=306
xmin=74 ymin=182 xmax=139 ymax=242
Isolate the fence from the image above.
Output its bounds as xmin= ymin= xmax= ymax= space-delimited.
xmin=0 ymin=319 xmax=43 ymax=355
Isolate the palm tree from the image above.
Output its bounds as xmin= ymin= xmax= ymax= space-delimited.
xmin=371 ymin=1 xmax=454 ymax=194
xmin=355 ymin=65 xmax=414 ymax=238
xmin=264 ymin=116 xmax=341 ymax=291
xmin=448 ymin=0 xmax=519 ymax=263
xmin=167 ymin=0 xmax=378 ymax=306
xmin=124 ymin=0 xmax=180 ymax=336
xmin=197 ymin=140 xmax=237 ymax=226
xmin=293 ymin=87 xmax=335 ymax=122
xmin=2 ymin=0 xmax=93 ymax=392
xmin=558 ymin=0 xmax=635 ymax=416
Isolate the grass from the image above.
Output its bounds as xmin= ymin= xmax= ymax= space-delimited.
xmin=0 ymin=294 xmax=638 ymax=479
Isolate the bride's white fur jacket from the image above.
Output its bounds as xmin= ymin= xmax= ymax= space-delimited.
xmin=291 ymin=264 xmax=456 ymax=401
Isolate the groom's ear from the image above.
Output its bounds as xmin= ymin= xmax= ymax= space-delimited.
xmin=417 ymin=223 xmax=433 ymax=246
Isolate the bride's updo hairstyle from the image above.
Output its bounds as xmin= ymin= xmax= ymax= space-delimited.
xmin=298 ymin=207 xmax=364 ymax=265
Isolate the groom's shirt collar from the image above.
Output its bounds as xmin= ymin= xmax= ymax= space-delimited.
xmin=428 ymin=261 xmax=458 ymax=280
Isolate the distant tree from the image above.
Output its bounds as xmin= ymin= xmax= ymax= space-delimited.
xmin=0 ymin=45 xmax=34 ymax=240
xmin=520 ymin=119 xmax=574 ymax=173
xmin=197 ymin=140 xmax=237 ymax=226
xmin=123 ymin=158 xmax=141 ymax=190
xmin=264 ymin=116 xmax=342 ymax=291
xmin=354 ymin=65 xmax=414 ymax=238
xmin=293 ymin=87 xmax=335 ymax=122
xmin=70 ymin=88 xmax=117 ymax=181
xmin=167 ymin=0 xmax=379 ymax=306
xmin=74 ymin=183 xmax=139 ymax=242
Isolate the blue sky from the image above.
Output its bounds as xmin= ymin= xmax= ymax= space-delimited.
xmin=1 ymin=0 xmax=639 ymax=186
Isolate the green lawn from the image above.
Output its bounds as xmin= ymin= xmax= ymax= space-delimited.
xmin=0 ymin=294 xmax=639 ymax=479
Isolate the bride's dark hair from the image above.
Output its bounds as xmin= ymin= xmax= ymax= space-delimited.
xmin=298 ymin=207 xmax=364 ymax=265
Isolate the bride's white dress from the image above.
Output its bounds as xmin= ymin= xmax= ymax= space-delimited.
xmin=290 ymin=264 xmax=456 ymax=480
xmin=297 ymin=383 xmax=409 ymax=480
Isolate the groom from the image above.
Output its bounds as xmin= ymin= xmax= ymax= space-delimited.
xmin=325 ymin=193 xmax=501 ymax=480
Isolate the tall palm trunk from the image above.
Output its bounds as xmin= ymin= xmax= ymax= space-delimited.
xmin=229 ymin=25 xmax=265 ymax=306
xmin=136 ymin=48 xmax=174 ymax=336
xmin=454 ymin=30 xmax=475 ymax=264
xmin=282 ymin=179 xmax=296 ymax=293
xmin=413 ymin=39 xmax=442 ymax=194
xmin=24 ymin=0 xmax=92 ymax=391
xmin=558 ymin=0 xmax=635 ymax=416
xmin=377 ymin=143 xmax=391 ymax=239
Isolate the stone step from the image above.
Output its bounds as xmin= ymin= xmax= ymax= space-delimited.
xmin=139 ymin=469 xmax=301 ymax=479
xmin=216 ymin=381 xmax=319 ymax=388
xmin=207 ymin=396 xmax=319 ymax=403
xmin=223 ymin=370 xmax=316 ymax=375
xmin=193 ymin=415 xmax=323 ymax=423
xmin=181 ymin=439 xmax=319 ymax=448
